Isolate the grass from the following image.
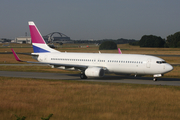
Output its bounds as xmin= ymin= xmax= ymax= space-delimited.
xmin=160 ymin=57 xmax=180 ymax=64
xmin=165 ymin=65 xmax=180 ymax=78
xmin=0 ymin=77 xmax=180 ymax=120
xmin=0 ymin=65 xmax=80 ymax=74
xmin=0 ymin=43 xmax=180 ymax=120
xmin=1 ymin=43 xmax=180 ymax=54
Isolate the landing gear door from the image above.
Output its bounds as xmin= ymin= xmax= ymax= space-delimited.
xmin=146 ymin=58 xmax=151 ymax=68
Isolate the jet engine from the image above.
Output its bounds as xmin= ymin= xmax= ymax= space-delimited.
xmin=85 ymin=67 xmax=104 ymax=77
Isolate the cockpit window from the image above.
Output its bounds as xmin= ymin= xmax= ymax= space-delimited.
xmin=156 ymin=61 xmax=166 ymax=64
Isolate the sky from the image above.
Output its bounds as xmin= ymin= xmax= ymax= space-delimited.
xmin=0 ymin=0 xmax=180 ymax=40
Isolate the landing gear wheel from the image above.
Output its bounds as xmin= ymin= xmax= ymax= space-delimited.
xmin=153 ymin=78 xmax=157 ymax=82
xmin=80 ymin=73 xmax=87 ymax=79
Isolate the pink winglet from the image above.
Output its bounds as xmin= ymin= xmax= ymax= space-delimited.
xmin=118 ymin=48 xmax=122 ymax=54
xmin=28 ymin=21 xmax=46 ymax=44
xmin=11 ymin=48 xmax=22 ymax=62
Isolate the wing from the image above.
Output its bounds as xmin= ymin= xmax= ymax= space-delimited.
xmin=11 ymin=48 xmax=89 ymax=70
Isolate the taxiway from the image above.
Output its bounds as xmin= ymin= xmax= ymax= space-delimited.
xmin=0 ymin=71 xmax=180 ymax=86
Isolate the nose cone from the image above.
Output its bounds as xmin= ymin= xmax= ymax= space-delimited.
xmin=166 ymin=64 xmax=173 ymax=72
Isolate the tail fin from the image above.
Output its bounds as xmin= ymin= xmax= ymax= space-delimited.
xmin=28 ymin=21 xmax=59 ymax=53
xmin=118 ymin=48 xmax=122 ymax=54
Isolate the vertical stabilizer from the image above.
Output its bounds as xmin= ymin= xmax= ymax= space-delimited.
xmin=28 ymin=21 xmax=59 ymax=53
xmin=118 ymin=48 xmax=122 ymax=54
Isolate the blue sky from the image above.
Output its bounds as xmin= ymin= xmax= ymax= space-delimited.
xmin=0 ymin=0 xmax=180 ymax=40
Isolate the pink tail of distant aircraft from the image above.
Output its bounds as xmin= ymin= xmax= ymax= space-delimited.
xmin=12 ymin=21 xmax=173 ymax=81
xmin=118 ymin=48 xmax=122 ymax=54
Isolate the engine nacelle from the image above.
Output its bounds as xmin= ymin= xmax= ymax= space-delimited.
xmin=85 ymin=67 xmax=104 ymax=77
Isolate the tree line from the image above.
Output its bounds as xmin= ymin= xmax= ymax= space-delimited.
xmin=73 ymin=38 xmax=136 ymax=44
xmin=129 ymin=31 xmax=180 ymax=48
xmin=74 ymin=31 xmax=180 ymax=48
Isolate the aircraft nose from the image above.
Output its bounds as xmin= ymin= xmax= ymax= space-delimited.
xmin=166 ymin=64 xmax=173 ymax=72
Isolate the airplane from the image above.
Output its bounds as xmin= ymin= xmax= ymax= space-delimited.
xmin=12 ymin=21 xmax=173 ymax=81
xmin=118 ymin=48 xmax=122 ymax=54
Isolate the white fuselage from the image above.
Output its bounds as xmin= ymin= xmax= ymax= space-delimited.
xmin=36 ymin=52 xmax=173 ymax=75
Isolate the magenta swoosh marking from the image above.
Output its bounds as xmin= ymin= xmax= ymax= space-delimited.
xmin=11 ymin=48 xmax=22 ymax=62
xmin=118 ymin=48 xmax=122 ymax=54
xmin=29 ymin=25 xmax=45 ymax=44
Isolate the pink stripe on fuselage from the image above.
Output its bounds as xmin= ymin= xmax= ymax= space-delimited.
xmin=29 ymin=25 xmax=45 ymax=44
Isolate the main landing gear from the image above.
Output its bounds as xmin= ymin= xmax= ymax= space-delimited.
xmin=80 ymin=71 xmax=87 ymax=79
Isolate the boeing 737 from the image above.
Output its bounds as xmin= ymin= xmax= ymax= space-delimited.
xmin=12 ymin=21 xmax=173 ymax=81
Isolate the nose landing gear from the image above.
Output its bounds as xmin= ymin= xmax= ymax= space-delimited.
xmin=153 ymin=77 xmax=157 ymax=82
xmin=153 ymin=74 xmax=162 ymax=82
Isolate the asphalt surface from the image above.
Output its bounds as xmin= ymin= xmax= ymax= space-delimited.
xmin=0 ymin=71 xmax=180 ymax=86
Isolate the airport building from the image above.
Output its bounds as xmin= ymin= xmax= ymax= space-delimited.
xmin=15 ymin=36 xmax=31 ymax=44
xmin=0 ymin=39 xmax=4 ymax=43
xmin=43 ymin=32 xmax=73 ymax=43
xmin=15 ymin=32 xmax=72 ymax=44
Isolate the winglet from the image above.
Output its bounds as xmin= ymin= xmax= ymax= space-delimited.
xmin=118 ymin=48 xmax=122 ymax=54
xmin=11 ymin=48 xmax=22 ymax=62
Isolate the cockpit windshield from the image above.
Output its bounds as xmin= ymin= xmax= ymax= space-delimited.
xmin=156 ymin=61 xmax=166 ymax=64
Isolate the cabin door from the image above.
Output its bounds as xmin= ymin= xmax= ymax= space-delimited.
xmin=146 ymin=58 xmax=151 ymax=68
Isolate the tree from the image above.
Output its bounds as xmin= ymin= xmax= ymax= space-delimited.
xmin=177 ymin=41 xmax=180 ymax=48
xmin=166 ymin=32 xmax=180 ymax=48
xmin=99 ymin=41 xmax=117 ymax=50
xmin=139 ymin=35 xmax=165 ymax=47
xmin=129 ymin=41 xmax=139 ymax=46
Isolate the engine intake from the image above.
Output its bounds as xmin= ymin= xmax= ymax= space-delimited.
xmin=85 ymin=67 xmax=104 ymax=77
